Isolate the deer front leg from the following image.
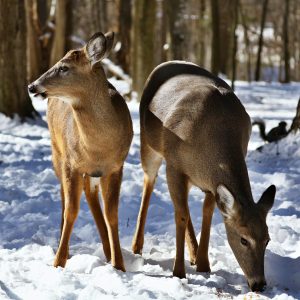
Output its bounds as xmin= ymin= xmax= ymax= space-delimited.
xmin=58 ymin=183 xmax=69 ymax=260
xmin=101 ymin=168 xmax=125 ymax=271
xmin=54 ymin=168 xmax=83 ymax=268
xmin=84 ymin=176 xmax=111 ymax=262
xmin=185 ymin=213 xmax=198 ymax=265
xmin=166 ymin=166 xmax=189 ymax=279
xmin=196 ymin=192 xmax=215 ymax=272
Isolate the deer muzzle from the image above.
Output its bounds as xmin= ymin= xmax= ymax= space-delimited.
xmin=28 ymin=83 xmax=47 ymax=99
xmin=248 ymin=278 xmax=267 ymax=292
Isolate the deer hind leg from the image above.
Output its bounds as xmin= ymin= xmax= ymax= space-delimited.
xmin=196 ymin=192 xmax=215 ymax=272
xmin=132 ymin=143 xmax=162 ymax=255
xmin=84 ymin=176 xmax=111 ymax=262
xmin=166 ymin=165 xmax=189 ymax=279
xmin=60 ymin=184 xmax=65 ymax=237
xmin=54 ymin=168 xmax=83 ymax=268
xmin=101 ymin=167 xmax=125 ymax=271
xmin=185 ymin=210 xmax=198 ymax=265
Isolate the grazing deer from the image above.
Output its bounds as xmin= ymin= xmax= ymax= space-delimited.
xmin=132 ymin=61 xmax=276 ymax=292
xmin=28 ymin=32 xmax=133 ymax=271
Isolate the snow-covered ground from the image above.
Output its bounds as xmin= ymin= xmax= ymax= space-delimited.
xmin=0 ymin=80 xmax=300 ymax=300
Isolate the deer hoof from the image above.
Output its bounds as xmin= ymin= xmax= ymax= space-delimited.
xmin=173 ymin=268 xmax=186 ymax=279
xmin=132 ymin=240 xmax=143 ymax=255
xmin=112 ymin=262 xmax=126 ymax=272
xmin=53 ymin=256 xmax=67 ymax=268
xmin=196 ymin=263 xmax=211 ymax=273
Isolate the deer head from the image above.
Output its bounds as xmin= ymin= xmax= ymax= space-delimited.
xmin=216 ymin=184 xmax=276 ymax=292
xmin=28 ymin=32 xmax=114 ymax=106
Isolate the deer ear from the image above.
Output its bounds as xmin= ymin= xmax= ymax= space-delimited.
xmin=104 ymin=32 xmax=115 ymax=56
xmin=257 ymin=185 xmax=276 ymax=215
xmin=86 ymin=32 xmax=107 ymax=67
xmin=216 ymin=185 xmax=236 ymax=219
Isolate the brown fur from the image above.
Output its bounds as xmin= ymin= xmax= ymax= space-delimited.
xmin=29 ymin=32 xmax=133 ymax=271
xmin=132 ymin=61 xmax=276 ymax=292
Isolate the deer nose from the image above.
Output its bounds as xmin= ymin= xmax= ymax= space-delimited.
xmin=28 ymin=84 xmax=37 ymax=94
xmin=250 ymin=280 xmax=267 ymax=292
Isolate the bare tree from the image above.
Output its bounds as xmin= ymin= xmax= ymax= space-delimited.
xmin=165 ymin=0 xmax=188 ymax=60
xmin=131 ymin=0 xmax=156 ymax=95
xmin=199 ymin=0 xmax=207 ymax=67
xmin=50 ymin=0 xmax=67 ymax=66
xmin=231 ymin=0 xmax=239 ymax=90
xmin=25 ymin=0 xmax=42 ymax=82
xmin=0 ymin=0 xmax=37 ymax=118
xmin=240 ymin=1 xmax=252 ymax=81
xmin=116 ymin=0 xmax=132 ymax=74
xmin=255 ymin=0 xmax=269 ymax=81
xmin=283 ymin=0 xmax=290 ymax=83
xmin=91 ymin=0 xmax=107 ymax=32
xmin=210 ymin=0 xmax=221 ymax=75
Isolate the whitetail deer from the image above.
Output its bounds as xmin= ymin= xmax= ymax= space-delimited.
xmin=28 ymin=32 xmax=133 ymax=271
xmin=132 ymin=61 xmax=276 ymax=292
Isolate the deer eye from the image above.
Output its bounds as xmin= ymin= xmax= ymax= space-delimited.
xmin=241 ymin=237 xmax=249 ymax=246
xmin=59 ymin=66 xmax=69 ymax=73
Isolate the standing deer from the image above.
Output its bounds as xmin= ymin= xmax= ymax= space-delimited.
xmin=132 ymin=61 xmax=276 ymax=292
xmin=28 ymin=32 xmax=133 ymax=271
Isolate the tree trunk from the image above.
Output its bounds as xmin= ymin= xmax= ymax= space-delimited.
xmin=0 ymin=0 xmax=38 ymax=118
xmin=50 ymin=0 xmax=67 ymax=66
xmin=290 ymin=98 xmax=300 ymax=132
xmin=91 ymin=0 xmax=107 ymax=32
xmin=219 ymin=0 xmax=234 ymax=76
xmin=210 ymin=0 xmax=221 ymax=75
xmin=283 ymin=0 xmax=290 ymax=83
xmin=165 ymin=0 xmax=188 ymax=60
xmin=199 ymin=0 xmax=206 ymax=67
xmin=231 ymin=0 xmax=239 ymax=90
xmin=240 ymin=2 xmax=251 ymax=81
xmin=131 ymin=0 xmax=156 ymax=96
xmin=254 ymin=0 xmax=269 ymax=81
xmin=37 ymin=0 xmax=50 ymax=29
xmin=25 ymin=0 xmax=43 ymax=82
xmin=116 ymin=0 xmax=132 ymax=74
xmin=154 ymin=0 xmax=167 ymax=66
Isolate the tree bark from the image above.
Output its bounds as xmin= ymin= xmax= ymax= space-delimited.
xmin=116 ymin=0 xmax=132 ymax=74
xmin=91 ymin=0 xmax=107 ymax=32
xmin=290 ymin=98 xmax=300 ymax=132
xmin=165 ymin=0 xmax=188 ymax=60
xmin=199 ymin=0 xmax=206 ymax=67
xmin=219 ymin=0 xmax=234 ymax=76
xmin=0 ymin=0 xmax=38 ymax=118
xmin=131 ymin=0 xmax=156 ymax=96
xmin=50 ymin=0 xmax=67 ymax=66
xmin=25 ymin=0 xmax=43 ymax=82
xmin=240 ymin=2 xmax=251 ymax=81
xmin=254 ymin=0 xmax=269 ymax=81
xmin=283 ymin=0 xmax=290 ymax=83
xmin=231 ymin=0 xmax=239 ymax=90
xmin=210 ymin=0 xmax=221 ymax=75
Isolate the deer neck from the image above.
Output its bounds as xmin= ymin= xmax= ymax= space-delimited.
xmin=71 ymin=79 xmax=116 ymax=148
xmin=217 ymin=157 xmax=254 ymax=207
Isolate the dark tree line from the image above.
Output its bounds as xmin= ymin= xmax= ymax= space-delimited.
xmin=0 ymin=0 xmax=299 ymax=118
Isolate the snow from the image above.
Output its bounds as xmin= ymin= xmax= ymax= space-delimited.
xmin=0 ymin=79 xmax=300 ymax=299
